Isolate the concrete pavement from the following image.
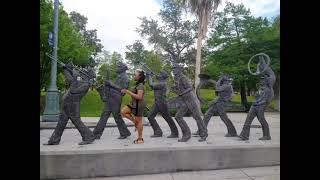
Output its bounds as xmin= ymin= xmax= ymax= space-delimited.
xmin=64 ymin=166 xmax=280 ymax=180
xmin=40 ymin=112 xmax=280 ymax=152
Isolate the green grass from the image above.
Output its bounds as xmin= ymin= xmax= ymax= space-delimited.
xmin=40 ymin=89 xmax=277 ymax=116
xmin=80 ymin=90 xmax=105 ymax=116
xmin=198 ymin=89 xmax=255 ymax=104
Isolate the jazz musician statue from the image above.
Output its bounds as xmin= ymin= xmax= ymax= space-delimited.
xmin=145 ymin=70 xmax=179 ymax=138
xmin=193 ymin=74 xmax=237 ymax=137
xmin=171 ymin=64 xmax=208 ymax=142
xmin=93 ymin=62 xmax=131 ymax=139
xmin=44 ymin=64 xmax=96 ymax=145
xmin=239 ymin=56 xmax=275 ymax=140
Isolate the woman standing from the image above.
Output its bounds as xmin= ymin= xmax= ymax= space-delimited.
xmin=121 ymin=69 xmax=147 ymax=144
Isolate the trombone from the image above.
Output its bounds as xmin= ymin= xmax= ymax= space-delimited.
xmin=137 ymin=61 xmax=157 ymax=76
xmin=45 ymin=53 xmax=94 ymax=80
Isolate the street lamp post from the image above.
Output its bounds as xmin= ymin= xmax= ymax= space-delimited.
xmin=42 ymin=0 xmax=60 ymax=122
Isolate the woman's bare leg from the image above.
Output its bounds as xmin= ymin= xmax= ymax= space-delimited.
xmin=135 ymin=116 xmax=143 ymax=139
xmin=121 ymin=106 xmax=136 ymax=123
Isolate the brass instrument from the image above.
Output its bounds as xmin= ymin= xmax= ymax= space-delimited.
xmin=248 ymin=53 xmax=271 ymax=75
xmin=196 ymin=74 xmax=217 ymax=104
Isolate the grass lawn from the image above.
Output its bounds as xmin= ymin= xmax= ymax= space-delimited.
xmin=40 ymin=89 xmax=277 ymax=117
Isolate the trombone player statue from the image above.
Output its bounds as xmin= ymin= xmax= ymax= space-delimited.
xmin=93 ymin=62 xmax=131 ymax=139
xmin=194 ymin=73 xmax=237 ymax=137
xmin=44 ymin=54 xmax=96 ymax=145
xmin=143 ymin=64 xmax=179 ymax=138
xmin=239 ymin=53 xmax=275 ymax=141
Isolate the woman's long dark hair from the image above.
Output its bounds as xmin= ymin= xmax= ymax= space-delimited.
xmin=135 ymin=69 xmax=145 ymax=85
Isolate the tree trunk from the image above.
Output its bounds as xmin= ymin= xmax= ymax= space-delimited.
xmin=240 ymin=81 xmax=247 ymax=105
xmin=194 ymin=27 xmax=202 ymax=90
xmin=247 ymin=88 xmax=251 ymax=96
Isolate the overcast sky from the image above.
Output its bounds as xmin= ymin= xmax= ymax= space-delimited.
xmin=60 ymin=0 xmax=279 ymax=58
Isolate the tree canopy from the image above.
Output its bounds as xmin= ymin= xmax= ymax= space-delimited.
xmin=40 ymin=0 xmax=102 ymax=91
xmin=136 ymin=0 xmax=197 ymax=65
xmin=203 ymin=2 xmax=280 ymax=106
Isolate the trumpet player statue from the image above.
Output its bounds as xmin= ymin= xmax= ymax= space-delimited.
xmin=145 ymin=70 xmax=179 ymax=138
xmin=171 ymin=64 xmax=208 ymax=142
xmin=194 ymin=74 xmax=237 ymax=137
xmin=93 ymin=62 xmax=131 ymax=139
xmin=44 ymin=64 xmax=96 ymax=145
xmin=239 ymin=54 xmax=275 ymax=141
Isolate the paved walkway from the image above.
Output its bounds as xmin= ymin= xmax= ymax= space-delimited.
xmin=40 ymin=112 xmax=279 ymax=153
xmin=64 ymin=166 xmax=280 ymax=180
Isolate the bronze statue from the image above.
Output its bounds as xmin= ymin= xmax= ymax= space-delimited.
xmin=194 ymin=74 xmax=237 ymax=137
xmin=239 ymin=53 xmax=275 ymax=140
xmin=44 ymin=65 xmax=96 ymax=145
xmin=146 ymin=70 xmax=179 ymax=138
xmin=93 ymin=63 xmax=131 ymax=139
xmin=171 ymin=64 xmax=208 ymax=142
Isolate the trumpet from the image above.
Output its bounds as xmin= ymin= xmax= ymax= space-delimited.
xmin=46 ymin=53 xmax=94 ymax=80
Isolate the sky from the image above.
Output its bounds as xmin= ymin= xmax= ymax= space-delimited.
xmin=60 ymin=0 xmax=280 ymax=58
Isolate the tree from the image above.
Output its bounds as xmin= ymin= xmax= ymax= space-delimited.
xmin=96 ymin=51 xmax=124 ymax=85
xmin=125 ymin=40 xmax=147 ymax=69
xmin=40 ymin=0 xmax=54 ymax=92
xmin=58 ymin=9 xmax=93 ymax=67
xmin=206 ymin=2 xmax=252 ymax=106
xmin=69 ymin=11 xmax=88 ymax=32
xmin=69 ymin=11 xmax=103 ymax=60
xmin=205 ymin=2 xmax=279 ymax=108
xmin=40 ymin=0 xmax=102 ymax=92
xmin=137 ymin=0 xmax=197 ymax=67
xmin=84 ymin=29 xmax=103 ymax=56
xmin=125 ymin=40 xmax=163 ymax=74
xmin=178 ymin=0 xmax=221 ymax=89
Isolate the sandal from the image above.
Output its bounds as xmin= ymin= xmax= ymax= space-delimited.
xmin=133 ymin=138 xmax=144 ymax=144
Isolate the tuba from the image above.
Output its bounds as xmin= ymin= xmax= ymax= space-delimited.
xmin=248 ymin=53 xmax=271 ymax=75
xmin=196 ymin=74 xmax=217 ymax=104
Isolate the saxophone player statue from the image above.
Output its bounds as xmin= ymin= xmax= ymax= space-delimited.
xmin=93 ymin=62 xmax=132 ymax=139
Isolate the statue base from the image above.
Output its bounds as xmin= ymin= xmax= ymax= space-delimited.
xmin=40 ymin=113 xmax=280 ymax=179
xmin=42 ymin=114 xmax=60 ymax=122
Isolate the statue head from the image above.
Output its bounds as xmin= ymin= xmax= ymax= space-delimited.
xmin=172 ymin=63 xmax=183 ymax=77
xmin=156 ymin=71 xmax=169 ymax=81
xmin=72 ymin=68 xmax=80 ymax=77
xmin=219 ymin=74 xmax=232 ymax=85
xmin=116 ymin=62 xmax=128 ymax=73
